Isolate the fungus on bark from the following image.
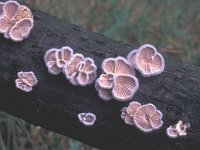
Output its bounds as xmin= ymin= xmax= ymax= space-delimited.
xmin=127 ymin=49 xmax=138 ymax=67
xmin=134 ymin=44 xmax=165 ymax=77
xmin=44 ymin=48 xmax=61 ymax=75
xmin=96 ymin=57 xmax=138 ymax=101
xmin=78 ymin=112 xmax=96 ymax=126
xmin=0 ymin=1 xmax=34 ymax=42
xmin=133 ymin=103 xmax=163 ymax=133
xmin=121 ymin=101 xmax=142 ymax=125
xmin=63 ymin=54 xmax=97 ymax=86
xmin=15 ymin=71 xmax=38 ymax=92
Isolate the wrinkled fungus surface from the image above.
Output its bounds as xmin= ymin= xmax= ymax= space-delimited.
xmin=0 ymin=1 xmax=34 ymax=42
xmin=78 ymin=112 xmax=96 ymax=126
xmin=63 ymin=54 xmax=97 ymax=86
xmin=96 ymin=57 xmax=138 ymax=101
xmin=121 ymin=102 xmax=163 ymax=133
xmin=134 ymin=44 xmax=165 ymax=77
xmin=15 ymin=71 xmax=38 ymax=92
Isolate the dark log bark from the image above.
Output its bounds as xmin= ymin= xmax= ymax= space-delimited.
xmin=0 ymin=1 xmax=200 ymax=150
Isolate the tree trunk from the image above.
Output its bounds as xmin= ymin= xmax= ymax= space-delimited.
xmin=0 ymin=1 xmax=200 ymax=150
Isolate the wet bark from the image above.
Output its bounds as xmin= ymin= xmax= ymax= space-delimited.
xmin=0 ymin=1 xmax=200 ymax=150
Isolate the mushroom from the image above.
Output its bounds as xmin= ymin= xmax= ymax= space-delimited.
xmin=166 ymin=120 xmax=190 ymax=138
xmin=134 ymin=44 xmax=165 ymax=77
xmin=95 ymin=79 xmax=112 ymax=101
xmin=96 ymin=57 xmax=138 ymax=101
xmin=121 ymin=101 xmax=142 ymax=125
xmin=15 ymin=71 xmax=38 ymax=92
xmin=78 ymin=112 xmax=96 ymax=126
xmin=44 ymin=48 xmax=61 ymax=75
xmin=0 ymin=1 xmax=34 ymax=41
xmin=133 ymin=103 xmax=163 ymax=133
xmin=166 ymin=125 xmax=178 ymax=139
xmin=56 ymin=46 xmax=73 ymax=68
xmin=63 ymin=54 xmax=97 ymax=86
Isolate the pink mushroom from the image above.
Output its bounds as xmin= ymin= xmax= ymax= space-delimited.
xmin=63 ymin=54 xmax=97 ymax=86
xmin=166 ymin=125 xmax=178 ymax=139
xmin=15 ymin=71 xmax=38 ymax=92
xmin=134 ymin=44 xmax=165 ymax=77
xmin=0 ymin=1 xmax=34 ymax=42
xmin=95 ymin=79 xmax=112 ymax=101
xmin=44 ymin=48 xmax=61 ymax=75
xmin=96 ymin=57 xmax=138 ymax=101
xmin=121 ymin=101 xmax=142 ymax=125
xmin=78 ymin=112 xmax=96 ymax=126
xmin=133 ymin=103 xmax=163 ymax=133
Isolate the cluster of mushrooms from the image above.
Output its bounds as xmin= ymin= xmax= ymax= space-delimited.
xmin=0 ymin=0 xmax=190 ymax=138
xmin=44 ymin=46 xmax=97 ymax=86
xmin=0 ymin=1 xmax=34 ymax=42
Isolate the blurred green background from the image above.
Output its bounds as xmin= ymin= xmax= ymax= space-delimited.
xmin=0 ymin=0 xmax=199 ymax=149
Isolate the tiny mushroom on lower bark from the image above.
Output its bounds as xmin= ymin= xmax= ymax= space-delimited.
xmin=133 ymin=103 xmax=163 ymax=133
xmin=15 ymin=71 xmax=38 ymax=92
xmin=134 ymin=44 xmax=165 ymax=77
xmin=166 ymin=120 xmax=190 ymax=138
xmin=78 ymin=112 xmax=96 ymax=126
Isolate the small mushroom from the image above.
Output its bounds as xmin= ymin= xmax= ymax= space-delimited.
xmin=135 ymin=44 xmax=165 ymax=77
xmin=0 ymin=1 xmax=34 ymax=41
xmin=133 ymin=103 xmax=163 ymax=133
xmin=95 ymin=79 xmax=112 ymax=101
xmin=63 ymin=55 xmax=97 ymax=86
xmin=121 ymin=101 xmax=142 ymax=125
xmin=78 ymin=112 xmax=96 ymax=126
xmin=166 ymin=125 xmax=178 ymax=139
xmin=112 ymin=75 xmax=139 ymax=101
xmin=44 ymin=48 xmax=61 ymax=75
xmin=15 ymin=71 xmax=38 ymax=92
xmin=166 ymin=120 xmax=190 ymax=138
xmin=98 ymin=73 xmax=114 ymax=89
xmin=56 ymin=46 xmax=73 ymax=68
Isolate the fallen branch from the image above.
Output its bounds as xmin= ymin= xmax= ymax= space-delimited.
xmin=0 ymin=1 xmax=200 ymax=150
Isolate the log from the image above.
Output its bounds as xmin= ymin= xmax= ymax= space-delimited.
xmin=0 ymin=1 xmax=200 ymax=150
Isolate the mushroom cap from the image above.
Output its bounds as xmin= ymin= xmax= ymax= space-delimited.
xmin=121 ymin=107 xmax=135 ymax=125
xmin=95 ymin=79 xmax=113 ymax=101
xmin=126 ymin=101 xmax=142 ymax=117
xmin=98 ymin=73 xmax=115 ymax=89
xmin=112 ymin=75 xmax=139 ymax=101
xmin=135 ymin=44 xmax=165 ymax=77
xmin=56 ymin=46 xmax=73 ymax=68
xmin=44 ymin=48 xmax=61 ymax=75
xmin=9 ymin=18 xmax=33 ymax=42
xmin=15 ymin=71 xmax=38 ymax=92
xmin=102 ymin=56 xmax=135 ymax=76
xmin=133 ymin=103 xmax=163 ymax=132
xmin=166 ymin=126 xmax=178 ymax=139
xmin=78 ymin=112 xmax=96 ymax=126
xmin=3 ymin=0 xmax=20 ymax=19
xmin=63 ymin=53 xmax=84 ymax=80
